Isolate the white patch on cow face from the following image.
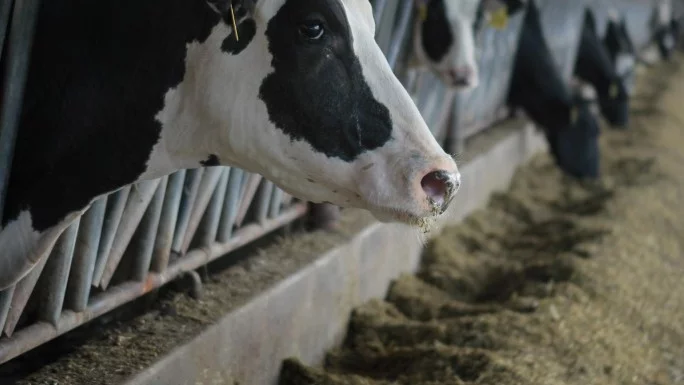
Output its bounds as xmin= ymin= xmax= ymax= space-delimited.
xmin=412 ymin=0 xmax=480 ymax=90
xmin=147 ymin=0 xmax=460 ymax=225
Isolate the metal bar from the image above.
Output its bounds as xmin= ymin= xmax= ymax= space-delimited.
xmin=234 ymin=173 xmax=263 ymax=228
xmin=0 ymin=0 xmax=13 ymax=60
xmin=0 ymin=0 xmax=42 ymax=223
xmin=179 ymin=167 xmax=224 ymax=254
xmin=39 ymin=218 xmax=81 ymax=326
xmin=386 ymin=0 xmax=414 ymax=70
xmin=171 ymin=168 xmax=204 ymax=253
xmin=256 ymin=181 xmax=275 ymax=225
xmin=151 ymin=170 xmax=186 ymax=273
xmin=4 ymin=241 xmax=53 ymax=337
xmin=375 ymin=0 xmax=400 ymax=55
xmin=0 ymin=286 xmax=15 ymax=332
xmin=373 ymin=0 xmax=389 ymax=25
xmin=198 ymin=168 xmax=230 ymax=247
xmin=217 ymin=168 xmax=244 ymax=242
xmin=92 ymin=186 xmax=131 ymax=286
xmin=99 ymin=179 xmax=161 ymax=290
xmin=268 ymin=187 xmax=284 ymax=218
xmin=66 ymin=197 xmax=108 ymax=312
xmin=0 ymin=203 xmax=308 ymax=365
xmin=131 ymin=177 xmax=168 ymax=282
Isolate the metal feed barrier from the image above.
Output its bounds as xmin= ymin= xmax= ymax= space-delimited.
xmin=0 ymin=0 xmax=666 ymax=366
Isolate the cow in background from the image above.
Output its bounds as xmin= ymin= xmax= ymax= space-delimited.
xmin=411 ymin=0 xmax=527 ymax=89
xmin=507 ymin=1 xmax=601 ymax=179
xmin=573 ymin=9 xmax=631 ymax=127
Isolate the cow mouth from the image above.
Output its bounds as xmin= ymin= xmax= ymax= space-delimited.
xmin=368 ymin=204 xmax=441 ymax=227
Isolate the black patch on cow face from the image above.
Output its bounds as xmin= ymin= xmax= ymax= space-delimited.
xmin=201 ymin=154 xmax=221 ymax=166
xmin=3 ymin=0 xmax=220 ymax=229
xmin=258 ymin=0 xmax=393 ymax=162
xmin=221 ymin=18 xmax=257 ymax=54
xmin=421 ymin=0 xmax=453 ymax=62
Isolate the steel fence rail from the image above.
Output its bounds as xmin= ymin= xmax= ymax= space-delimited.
xmin=0 ymin=0 xmax=667 ymax=366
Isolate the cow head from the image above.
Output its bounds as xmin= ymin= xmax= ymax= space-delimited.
xmin=548 ymin=82 xmax=601 ymax=179
xmin=191 ymin=0 xmax=460 ymax=226
xmin=411 ymin=0 xmax=526 ymax=89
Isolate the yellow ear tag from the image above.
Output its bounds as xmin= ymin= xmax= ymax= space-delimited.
xmin=570 ymin=106 xmax=579 ymax=125
xmin=230 ymin=2 xmax=240 ymax=42
xmin=418 ymin=4 xmax=428 ymax=22
xmin=488 ymin=7 xmax=509 ymax=30
xmin=609 ymin=82 xmax=618 ymax=99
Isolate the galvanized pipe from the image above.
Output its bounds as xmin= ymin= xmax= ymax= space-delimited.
xmin=198 ymin=168 xmax=230 ymax=247
xmin=217 ymin=168 xmax=243 ymax=243
xmin=131 ymin=177 xmax=168 ymax=282
xmin=4 ymin=240 xmax=53 ymax=337
xmin=0 ymin=286 xmax=15 ymax=332
xmin=39 ymin=218 xmax=81 ymax=326
xmin=386 ymin=0 xmax=414 ymax=70
xmin=0 ymin=203 xmax=307 ymax=365
xmin=66 ymin=198 xmax=108 ymax=312
xmin=0 ymin=0 xmax=13 ymax=59
xmin=171 ymin=168 xmax=204 ymax=253
xmin=99 ymin=179 xmax=161 ymax=290
xmin=151 ymin=170 xmax=186 ymax=273
xmin=92 ymin=186 xmax=131 ymax=286
xmin=268 ymin=187 xmax=284 ymax=218
xmin=0 ymin=0 xmax=41 ymax=223
xmin=256 ymin=181 xmax=275 ymax=225
xmin=234 ymin=173 xmax=263 ymax=228
xmin=179 ymin=167 xmax=224 ymax=254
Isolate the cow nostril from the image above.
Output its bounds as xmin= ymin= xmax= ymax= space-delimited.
xmin=420 ymin=170 xmax=458 ymax=211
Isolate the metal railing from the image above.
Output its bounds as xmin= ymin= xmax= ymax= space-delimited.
xmin=0 ymin=0 xmax=666 ymax=366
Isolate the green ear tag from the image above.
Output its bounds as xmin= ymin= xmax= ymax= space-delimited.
xmin=609 ymin=82 xmax=618 ymax=99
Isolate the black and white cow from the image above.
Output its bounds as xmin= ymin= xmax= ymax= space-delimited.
xmin=573 ymin=9 xmax=630 ymax=127
xmin=604 ymin=12 xmax=637 ymax=88
xmin=507 ymin=1 xmax=600 ymax=179
xmin=411 ymin=0 xmax=527 ymax=89
xmin=0 ymin=0 xmax=461 ymax=290
xmin=652 ymin=0 xmax=678 ymax=60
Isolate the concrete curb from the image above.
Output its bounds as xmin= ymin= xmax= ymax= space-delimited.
xmin=122 ymin=120 xmax=547 ymax=385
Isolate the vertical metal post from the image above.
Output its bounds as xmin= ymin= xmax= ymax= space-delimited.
xmin=0 ymin=0 xmax=41 ymax=223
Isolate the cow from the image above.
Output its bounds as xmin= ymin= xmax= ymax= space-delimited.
xmin=507 ymin=0 xmax=600 ymax=179
xmin=0 ymin=0 xmax=461 ymax=290
xmin=573 ymin=9 xmax=631 ymax=128
xmin=410 ymin=0 xmax=527 ymax=89
xmin=652 ymin=0 xmax=678 ymax=60
xmin=603 ymin=12 xmax=637 ymax=98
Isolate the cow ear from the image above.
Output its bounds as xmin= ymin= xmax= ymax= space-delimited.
xmin=207 ymin=0 xmax=256 ymax=20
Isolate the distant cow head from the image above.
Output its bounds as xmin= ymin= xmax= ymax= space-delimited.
xmin=508 ymin=0 xmax=600 ymax=179
xmin=574 ymin=9 xmax=631 ymax=127
xmin=182 ymin=0 xmax=461 ymax=225
xmin=411 ymin=0 xmax=526 ymax=89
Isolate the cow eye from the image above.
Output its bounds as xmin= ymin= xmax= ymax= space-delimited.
xmin=299 ymin=21 xmax=324 ymax=40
